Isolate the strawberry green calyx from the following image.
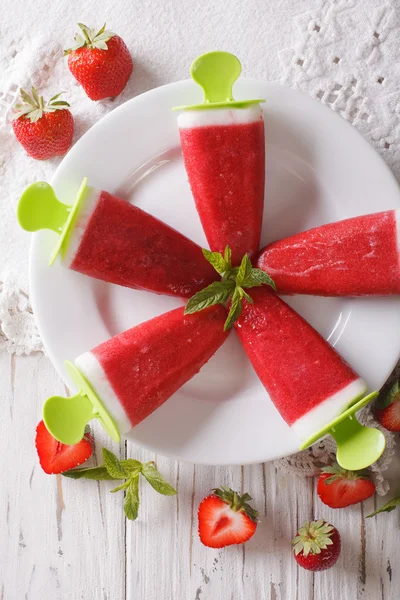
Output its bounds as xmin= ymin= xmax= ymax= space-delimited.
xmin=12 ymin=88 xmax=70 ymax=123
xmin=292 ymin=520 xmax=335 ymax=557
xmin=213 ymin=486 xmax=259 ymax=522
xmin=185 ymin=246 xmax=276 ymax=330
xmin=321 ymin=462 xmax=371 ymax=485
xmin=64 ymin=23 xmax=115 ymax=54
xmin=377 ymin=380 xmax=400 ymax=409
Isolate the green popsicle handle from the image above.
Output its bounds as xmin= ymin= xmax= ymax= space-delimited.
xmin=17 ymin=177 xmax=89 ymax=266
xmin=43 ymin=360 xmax=120 ymax=445
xmin=331 ymin=415 xmax=385 ymax=471
xmin=43 ymin=391 xmax=94 ymax=446
xmin=18 ymin=182 xmax=71 ymax=233
xmin=300 ymin=391 xmax=385 ymax=470
xmin=173 ymin=51 xmax=265 ymax=111
xmin=191 ymin=51 xmax=241 ymax=104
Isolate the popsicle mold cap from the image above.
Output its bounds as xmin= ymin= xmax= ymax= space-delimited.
xmin=43 ymin=361 xmax=120 ymax=445
xmin=300 ymin=391 xmax=385 ymax=471
xmin=173 ymin=51 xmax=265 ymax=111
xmin=17 ymin=177 xmax=89 ymax=266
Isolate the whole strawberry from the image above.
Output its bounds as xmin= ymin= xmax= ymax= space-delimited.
xmin=198 ymin=486 xmax=258 ymax=548
xmin=317 ymin=463 xmax=375 ymax=509
xmin=12 ymin=88 xmax=74 ymax=160
xmin=375 ymin=380 xmax=400 ymax=432
xmin=292 ymin=520 xmax=341 ymax=571
xmin=65 ymin=23 xmax=133 ymax=100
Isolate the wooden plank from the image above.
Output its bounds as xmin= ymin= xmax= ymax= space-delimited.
xmin=0 ymin=353 xmax=125 ymax=600
xmin=1 ymin=351 xmax=398 ymax=599
xmin=126 ymin=444 xmax=191 ymax=599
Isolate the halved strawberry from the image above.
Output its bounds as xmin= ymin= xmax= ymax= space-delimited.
xmin=317 ymin=463 xmax=375 ymax=509
xmin=375 ymin=380 xmax=400 ymax=432
xmin=35 ymin=421 xmax=93 ymax=474
xmin=292 ymin=520 xmax=341 ymax=571
xmin=198 ymin=486 xmax=258 ymax=548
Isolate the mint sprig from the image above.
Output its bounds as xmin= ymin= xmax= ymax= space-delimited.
xmin=184 ymin=246 xmax=276 ymax=330
xmin=367 ymin=495 xmax=400 ymax=518
xmin=63 ymin=448 xmax=177 ymax=520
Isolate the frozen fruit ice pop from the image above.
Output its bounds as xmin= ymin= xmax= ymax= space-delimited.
xmin=178 ymin=106 xmax=265 ymax=266
xmin=18 ymin=181 xmax=217 ymax=298
xmin=257 ymin=211 xmax=400 ymax=296
xmin=63 ymin=187 xmax=217 ymax=297
xmin=234 ymin=288 xmax=367 ymax=442
xmin=75 ymin=305 xmax=228 ymax=433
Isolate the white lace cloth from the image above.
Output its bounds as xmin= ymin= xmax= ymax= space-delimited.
xmin=0 ymin=0 xmax=397 ymax=483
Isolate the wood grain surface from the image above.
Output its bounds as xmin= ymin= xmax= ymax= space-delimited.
xmin=0 ymin=352 xmax=399 ymax=600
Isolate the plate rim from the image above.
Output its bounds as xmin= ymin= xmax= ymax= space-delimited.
xmin=29 ymin=77 xmax=400 ymax=465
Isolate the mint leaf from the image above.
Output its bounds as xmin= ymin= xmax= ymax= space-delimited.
xmin=110 ymin=481 xmax=131 ymax=493
xmin=121 ymin=459 xmax=143 ymax=473
xmin=244 ymin=268 xmax=276 ymax=290
xmin=241 ymin=289 xmax=254 ymax=304
xmin=224 ymin=287 xmax=243 ymax=331
xmin=202 ymin=248 xmax=229 ymax=274
xmin=367 ymin=496 xmax=400 ymax=518
xmin=236 ymin=254 xmax=252 ymax=287
xmin=142 ymin=463 xmax=177 ymax=496
xmin=62 ymin=465 xmax=118 ymax=480
xmin=223 ymin=246 xmax=232 ymax=272
xmin=102 ymin=448 xmax=128 ymax=479
xmin=185 ymin=280 xmax=235 ymax=314
xmin=124 ymin=476 xmax=140 ymax=520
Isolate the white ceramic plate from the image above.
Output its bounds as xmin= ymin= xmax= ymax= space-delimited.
xmin=30 ymin=80 xmax=400 ymax=465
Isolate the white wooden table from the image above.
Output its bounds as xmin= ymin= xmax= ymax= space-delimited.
xmin=1 ymin=350 xmax=399 ymax=600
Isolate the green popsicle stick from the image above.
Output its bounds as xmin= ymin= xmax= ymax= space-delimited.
xmin=300 ymin=391 xmax=385 ymax=470
xmin=17 ymin=178 xmax=90 ymax=266
xmin=43 ymin=360 xmax=120 ymax=446
xmin=173 ymin=51 xmax=265 ymax=111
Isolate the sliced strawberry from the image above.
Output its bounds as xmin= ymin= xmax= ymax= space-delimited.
xmin=376 ymin=380 xmax=400 ymax=432
xmin=317 ymin=463 xmax=375 ymax=509
xmin=35 ymin=421 xmax=93 ymax=474
xmin=293 ymin=520 xmax=341 ymax=571
xmin=198 ymin=487 xmax=258 ymax=548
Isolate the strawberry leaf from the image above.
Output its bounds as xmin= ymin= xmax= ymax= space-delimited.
xmin=19 ymin=88 xmax=36 ymax=106
xmin=184 ymin=280 xmax=235 ymax=314
xmin=96 ymin=23 xmax=107 ymax=37
xmin=141 ymin=463 xmax=177 ymax=496
xmin=378 ymin=380 xmax=400 ymax=409
xmin=102 ymin=448 xmax=128 ymax=479
xmin=367 ymin=496 xmax=400 ymax=518
xmin=124 ymin=476 xmax=140 ymax=520
xmin=31 ymin=87 xmax=40 ymax=106
xmin=49 ymin=101 xmax=70 ymax=108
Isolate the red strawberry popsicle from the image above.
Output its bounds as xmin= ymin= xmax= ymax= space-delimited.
xmin=43 ymin=305 xmax=228 ymax=444
xmin=257 ymin=210 xmax=400 ymax=296
xmin=234 ymin=288 xmax=367 ymax=443
xmin=17 ymin=180 xmax=217 ymax=298
xmin=176 ymin=52 xmax=265 ymax=266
